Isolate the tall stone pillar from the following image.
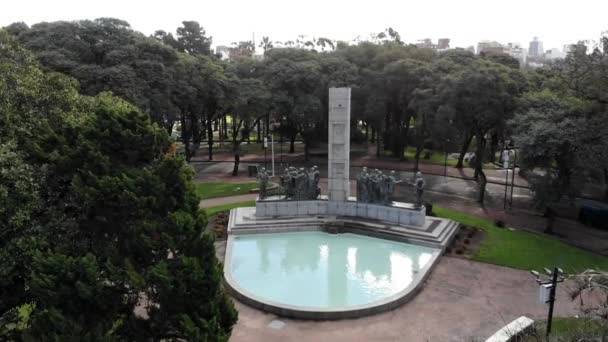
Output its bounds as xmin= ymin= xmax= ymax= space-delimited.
xmin=328 ymin=88 xmax=351 ymax=202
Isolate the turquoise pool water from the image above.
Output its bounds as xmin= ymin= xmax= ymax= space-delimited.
xmin=228 ymin=231 xmax=436 ymax=309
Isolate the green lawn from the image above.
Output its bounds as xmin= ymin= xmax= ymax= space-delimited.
xmin=194 ymin=182 xmax=259 ymax=200
xmin=524 ymin=318 xmax=607 ymax=341
xmin=434 ymin=206 xmax=608 ymax=273
xmin=403 ymin=147 xmax=498 ymax=169
xmin=202 ymin=200 xmax=256 ymax=217
xmin=404 ymin=147 xmax=459 ymax=167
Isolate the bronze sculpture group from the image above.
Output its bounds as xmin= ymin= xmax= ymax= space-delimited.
xmin=258 ymin=165 xmax=425 ymax=207
xmin=279 ymin=166 xmax=321 ymax=200
xmin=356 ymin=167 xmax=402 ymax=205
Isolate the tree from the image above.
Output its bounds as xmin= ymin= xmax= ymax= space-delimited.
xmin=511 ymin=91 xmax=591 ymax=211
xmin=0 ymin=31 xmax=236 ymax=340
xmin=229 ymin=60 xmax=270 ymax=176
xmin=440 ymin=59 xmax=525 ymax=204
xmin=175 ymin=21 xmax=212 ymax=55
xmin=11 ymin=18 xmax=180 ymax=131
xmin=263 ymin=49 xmax=322 ymax=156
xmin=258 ymin=36 xmax=274 ymax=53
xmin=378 ymin=58 xmax=432 ymax=160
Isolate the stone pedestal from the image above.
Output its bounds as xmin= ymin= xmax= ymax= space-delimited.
xmin=328 ymin=88 xmax=351 ymax=202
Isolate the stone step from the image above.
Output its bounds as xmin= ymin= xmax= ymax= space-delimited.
xmin=228 ymin=208 xmax=460 ymax=251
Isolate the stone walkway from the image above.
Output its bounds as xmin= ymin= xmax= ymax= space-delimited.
xmin=199 ymin=194 xmax=257 ymax=208
xmin=224 ymin=254 xmax=582 ymax=342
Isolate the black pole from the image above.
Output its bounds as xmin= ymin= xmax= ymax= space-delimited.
xmin=264 ymin=136 xmax=268 ymax=169
xmin=503 ymin=146 xmax=509 ymax=210
xmin=546 ymin=267 xmax=559 ymax=337
xmin=509 ymin=149 xmax=517 ymax=207
xmin=444 ymin=144 xmax=448 ymax=177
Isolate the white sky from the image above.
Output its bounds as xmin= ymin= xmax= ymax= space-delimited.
xmin=1 ymin=0 xmax=606 ymax=51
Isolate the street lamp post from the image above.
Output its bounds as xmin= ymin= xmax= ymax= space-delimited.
xmin=509 ymin=149 xmax=517 ymax=208
xmin=503 ymin=145 xmax=509 ymax=210
xmin=264 ymin=135 xmax=268 ymax=169
xmin=530 ymin=267 xmax=566 ymax=337
xmin=444 ymin=139 xmax=449 ymax=178
xmin=444 ymin=150 xmax=448 ymax=177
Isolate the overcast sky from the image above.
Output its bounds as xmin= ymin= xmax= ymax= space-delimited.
xmin=1 ymin=0 xmax=606 ymax=51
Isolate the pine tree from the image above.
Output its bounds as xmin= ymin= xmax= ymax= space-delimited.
xmin=0 ymin=30 xmax=237 ymax=341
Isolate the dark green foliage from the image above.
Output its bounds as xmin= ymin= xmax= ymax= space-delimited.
xmin=0 ymin=30 xmax=236 ymax=341
xmin=10 ymin=18 xmax=180 ymax=130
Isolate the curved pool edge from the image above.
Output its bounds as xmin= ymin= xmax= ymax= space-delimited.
xmin=222 ymin=234 xmax=442 ymax=320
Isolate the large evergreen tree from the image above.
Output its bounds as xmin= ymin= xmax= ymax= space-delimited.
xmin=0 ymin=30 xmax=236 ymax=341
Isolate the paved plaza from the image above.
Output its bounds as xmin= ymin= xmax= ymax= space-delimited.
xmin=224 ymin=255 xmax=581 ymax=342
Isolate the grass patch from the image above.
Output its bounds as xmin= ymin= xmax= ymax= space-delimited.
xmin=404 ymin=147 xmax=459 ymax=167
xmin=523 ymin=318 xmax=608 ymax=341
xmin=202 ymin=200 xmax=256 ymax=217
xmin=402 ymin=147 xmax=497 ymax=169
xmin=194 ymin=182 xmax=258 ymax=200
xmin=434 ymin=206 xmax=608 ymax=273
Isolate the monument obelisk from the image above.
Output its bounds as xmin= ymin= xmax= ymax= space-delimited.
xmin=328 ymin=88 xmax=351 ymax=202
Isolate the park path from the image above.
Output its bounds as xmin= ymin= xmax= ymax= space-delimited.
xmin=217 ymin=243 xmax=584 ymax=342
xmin=199 ymin=194 xmax=257 ymax=208
xmin=197 ymin=176 xmax=608 ymax=254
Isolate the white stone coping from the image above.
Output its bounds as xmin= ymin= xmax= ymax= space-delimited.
xmin=223 ymin=233 xmax=442 ymax=320
xmin=227 ymin=207 xmax=460 ymax=251
xmin=255 ymin=198 xmax=426 ymax=227
xmin=485 ymin=316 xmax=535 ymax=342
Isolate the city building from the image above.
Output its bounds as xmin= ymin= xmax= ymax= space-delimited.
xmin=545 ymin=48 xmax=566 ymax=60
xmin=437 ymin=38 xmax=450 ymax=50
xmin=215 ymin=44 xmax=255 ymax=61
xmin=505 ymin=42 xmax=527 ymax=66
xmin=215 ymin=45 xmax=231 ymax=60
xmin=415 ymin=38 xmax=450 ymax=50
xmin=416 ymin=38 xmax=434 ymax=49
xmin=528 ymin=37 xmax=544 ymax=58
xmin=477 ymin=40 xmax=504 ymax=54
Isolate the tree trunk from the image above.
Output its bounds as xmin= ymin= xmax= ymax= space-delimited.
xmin=260 ymin=114 xmax=270 ymax=137
xmin=180 ymin=114 xmax=191 ymax=162
xmin=222 ymin=116 xmax=228 ymax=143
xmin=191 ymin=113 xmax=200 ymax=157
xmin=477 ymin=168 xmax=487 ymax=205
xmin=232 ymin=150 xmax=240 ymax=176
xmin=289 ymin=135 xmax=295 ymax=154
xmin=414 ymin=145 xmax=423 ymax=172
xmin=365 ymin=122 xmax=369 ymax=142
xmin=489 ymin=133 xmax=499 ymax=163
xmin=257 ymin=119 xmax=261 ymax=143
xmin=304 ymin=137 xmax=309 ymax=162
xmin=399 ymin=122 xmax=411 ymax=162
xmin=207 ymin=117 xmax=213 ymax=161
xmin=455 ymin=132 xmax=473 ymax=169
xmin=604 ymin=168 xmax=608 ymax=201
xmin=376 ymin=125 xmax=381 ymax=157
xmin=383 ymin=113 xmax=390 ymax=151
xmin=371 ymin=126 xmax=376 ymax=144
xmin=475 ymin=134 xmax=487 ymax=205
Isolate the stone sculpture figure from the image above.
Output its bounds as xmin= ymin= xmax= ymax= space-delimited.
xmin=310 ymin=166 xmax=321 ymax=199
xmin=356 ymin=167 xmax=369 ymax=202
xmin=412 ymin=172 xmax=426 ymax=208
xmin=257 ymin=167 xmax=270 ymax=200
xmin=356 ymin=168 xmax=400 ymax=205
xmin=279 ymin=166 xmax=321 ymax=200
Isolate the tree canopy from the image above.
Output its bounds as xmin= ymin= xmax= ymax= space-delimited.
xmin=0 ymin=30 xmax=236 ymax=340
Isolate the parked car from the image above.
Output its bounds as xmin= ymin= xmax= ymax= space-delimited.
xmin=579 ymin=203 xmax=608 ymax=230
